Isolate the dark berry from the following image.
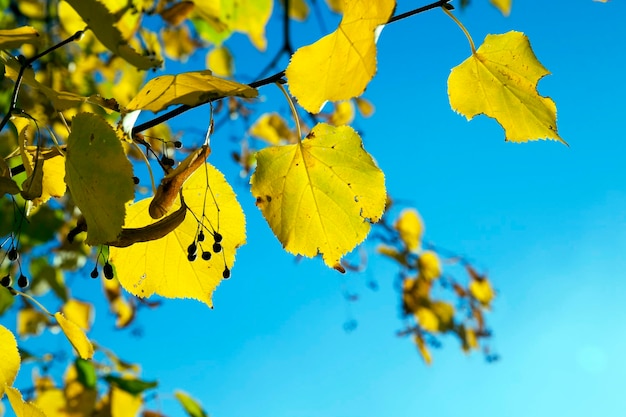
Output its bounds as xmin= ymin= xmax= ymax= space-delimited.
xmin=173 ymin=140 xmax=182 ymax=149
xmin=162 ymin=157 xmax=175 ymax=167
xmin=90 ymin=267 xmax=99 ymax=279
xmin=103 ymin=262 xmax=114 ymax=279
xmin=201 ymin=251 xmax=211 ymax=261
xmin=17 ymin=274 xmax=28 ymax=288
xmin=187 ymin=253 xmax=197 ymax=262
xmin=7 ymin=248 xmax=18 ymax=261
xmin=212 ymin=242 xmax=222 ymax=253
xmin=132 ymin=176 xmax=140 ymax=185
xmin=222 ymin=268 xmax=230 ymax=279
xmin=187 ymin=242 xmax=197 ymax=255
xmin=1 ymin=275 xmax=11 ymax=287
xmin=197 ymin=231 xmax=205 ymax=242
xmin=213 ymin=232 xmax=223 ymax=243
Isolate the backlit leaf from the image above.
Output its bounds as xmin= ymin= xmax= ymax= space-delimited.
xmin=328 ymin=101 xmax=355 ymax=126
xmin=162 ymin=26 xmax=198 ymax=61
xmin=283 ymin=0 xmax=309 ymax=20
xmin=489 ymin=0 xmax=511 ymax=15
xmin=65 ymin=113 xmax=135 ymax=246
xmin=160 ymin=1 xmax=195 ymax=26
xmin=249 ymin=113 xmax=295 ymax=145
xmin=207 ymin=46 xmax=234 ymax=78
xmin=111 ymin=385 xmax=143 ymax=417
xmin=109 ymin=163 xmax=246 ymax=307
xmin=5 ymin=386 xmax=46 ymax=417
xmin=64 ymin=0 xmax=162 ymax=69
xmin=448 ymin=31 xmax=563 ymax=143
xmin=126 ymin=70 xmax=257 ymax=113
xmin=193 ymin=0 xmax=273 ymax=50
xmin=17 ymin=308 xmax=49 ymax=337
xmin=54 ymin=312 xmax=95 ymax=359
xmin=62 ymin=299 xmax=93 ymax=331
xmin=394 ymin=209 xmax=423 ymax=252
xmin=418 ymin=250 xmax=441 ymax=281
xmin=0 ymin=26 xmax=40 ymax=50
xmin=469 ymin=279 xmax=495 ymax=306
xmin=250 ymin=123 xmax=386 ymax=271
xmin=104 ymin=375 xmax=157 ymax=395
xmin=286 ymin=0 xmax=394 ymax=113
xmin=414 ymin=334 xmax=432 ymax=365
xmin=0 ymin=324 xmax=20 ymax=399
xmin=174 ymin=390 xmax=208 ymax=417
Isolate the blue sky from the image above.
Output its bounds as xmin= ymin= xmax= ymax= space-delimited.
xmin=6 ymin=1 xmax=626 ymax=416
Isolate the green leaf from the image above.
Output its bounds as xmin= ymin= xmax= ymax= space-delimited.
xmin=104 ymin=375 xmax=158 ymax=395
xmin=29 ymin=257 xmax=68 ymax=301
xmin=126 ymin=70 xmax=258 ymax=113
xmin=74 ymin=358 xmax=97 ymax=389
xmin=250 ymin=123 xmax=386 ymax=271
xmin=0 ymin=286 xmax=15 ymax=315
xmin=65 ymin=113 xmax=135 ymax=246
xmin=174 ymin=390 xmax=208 ymax=417
xmin=63 ymin=0 xmax=161 ymax=70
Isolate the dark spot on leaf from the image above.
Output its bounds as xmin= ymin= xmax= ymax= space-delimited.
xmin=266 ymin=195 xmax=272 ymax=202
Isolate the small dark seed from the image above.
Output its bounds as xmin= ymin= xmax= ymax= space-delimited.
xmin=1 ymin=275 xmax=11 ymax=287
xmin=90 ymin=267 xmax=99 ymax=279
xmin=103 ymin=262 xmax=114 ymax=279
xmin=17 ymin=274 xmax=28 ymax=288
xmin=212 ymin=242 xmax=222 ymax=253
xmin=222 ymin=268 xmax=230 ymax=279
xmin=197 ymin=231 xmax=205 ymax=242
xmin=187 ymin=242 xmax=197 ymax=255
xmin=162 ymin=157 xmax=175 ymax=167
xmin=7 ymin=248 xmax=18 ymax=261
xmin=173 ymin=140 xmax=182 ymax=148
xmin=201 ymin=251 xmax=211 ymax=261
xmin=187 ymin=253 xmax=197 ymax=262
xmin=132 ymin=176 xmax=140 ymax=185
xmin=213 ymin=232 xmax=223 ymax=243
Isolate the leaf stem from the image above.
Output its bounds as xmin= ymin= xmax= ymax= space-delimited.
xmin=12 ymin=289 xmax=55 ymax=317
xmin=442 ymin=6 xmax=476 ymax=54
xmin=275 ymin=82 xmax=301 ymax=140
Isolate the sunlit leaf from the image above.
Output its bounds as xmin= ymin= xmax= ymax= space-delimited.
xmin=54 ymin=312 xmax=95 ymax=360
xmin=64 ymin=0 xmax=162 ymax=69
xmin=160 ymin=1 xmax=195 ymax=25
xmin=469 ymin=279 xmax=495 ymax=306
xmin=126 ymin=70 xmax=257 ymax=113
xmin=162 ymin=26 xmax=198 ymax=61
xmin=416 ymin=301 xmax=454 ymax=332
xmin=328 ymin=101 xmax=355 ymax=126
xmin=0 ymin=287 xmax=15 ymax=315
xmin=413 ymin=334 xmax=432 ymax=365
xmin=174 ymin=390 xmax=208 ymax=417
xmin=249 ymin=113 xmax=295 ymax=145
xmin=64 ymin=362 xmax=98 ymax=416
xmin=286 ymin=0 xmax=394 ymax=113
xmin=111 ymin=385 xmax=143 ymax=417
xmin=0 ymin=324 xmax=20 ymax=399
xmin=109 ymin=163 xmax=246 ymax=307
xmin=62 ymin=299 xmax=93 ymax=331
xmin=354 ymin=97 xmax=375 ymax=118
xmin=0 ymin=26 xmax=40 ymax=50
xmin=394 ymin=209 xmax=423 ymax=252
xmin=489 ymin=0 xmax=511 ymax=15
xmin=5 ymin=386 xmax=46 ymax=417
xmin=17 ymin=308 xmax=49 ymax=337
xmin=250 ymin=123 xmax=386 ymax=271
xmin=448 ymin=31 xmax=563 ymax=143
xmin=65 ymin=113 xmax=135 ymax=245
xmin=103 ymin=278 xmax=135 ymax=328
xmin=74 ymin=358 xmax=97 ymax=390
xmin=207 ymin=46 xmax=234 ymax=78
xmin=281 ymin=0 xmax=309 ymax=20
xmin=418 ymin=250 xmax=441 ymax=281
xmin=193 ymin=0 xmax=273 ymax=50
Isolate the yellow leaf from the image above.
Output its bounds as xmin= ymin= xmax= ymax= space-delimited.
xmin=33 ymin=387 xmax=67 ymax=417
xmin=413 ymin=334 xmax=432 ymax=365
xmin=461 ymin=326 xmax=479 ymax=352
xmin=250 ymin=123 xmax=386 ymax=271
xmin=126 ymin=70 xmax=257 ymax=113
xmin=62 ymin=299 xmax=93 ymax=331
xmin=54 ymin=312 xmax=95 ymax=360
xmin=448 ymin=31 xmax=564 ymax=144
xmin=206 ymin=46 xmax=234 ymax=78
xmin=286 ymin=0 xmax=394 ymax=113
xmin=5 ymin=386 xmax=46 ymax=417
xmin=194 ymin=0 xmax=273 ymax=51
xmin=416 ymin=307 xmax=439 ymax=332
xmin=63 ymin=363 xmax=97 ymax=417
xmin=416 ymin=301 xmax=454 ymax=333
xmin=394 ymin=209 xmax=423 ymax=251
xmin=249 ymin=113 xmax=295 ymax=145
xmin=174 ymin=390 xmax=208 ymax=417
xmin=0 ymin=26 xmax=40 ymax=50
xmin=489 ymin=0 xmax=511 ymax=16
xmin=328 ymin=101 xmax=355 ymax=126
xmin=64 ymin=0 xmax=162 ymax=69
xmin=162 ymin=26 xmax=198 ymax=61
xmin=469 ymin=279 xmax=495 ymax=306
xmin=17 ymin=308 xmax=49 ymax=338
xmin=109 ymin=163 xmax=246 ymax=307
xmin=325 ymin=0 xmax=343 ymax=13
xmin=159 ymin=1 xmax=195 ymax=25
xmin=0 ymin=325 xmax=20 ymax=399
xmin=418 ymin=250 xmax=441 ymax=281
xmin=281 ymin=0 xmax=309 ymax=21
xmin=65 ymin=113 xmax=135 ymax=246
xmin=111 ymin=386 xmax=142 ymax=417
xmin=354 ymin=97 xmax=375 ymax=118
